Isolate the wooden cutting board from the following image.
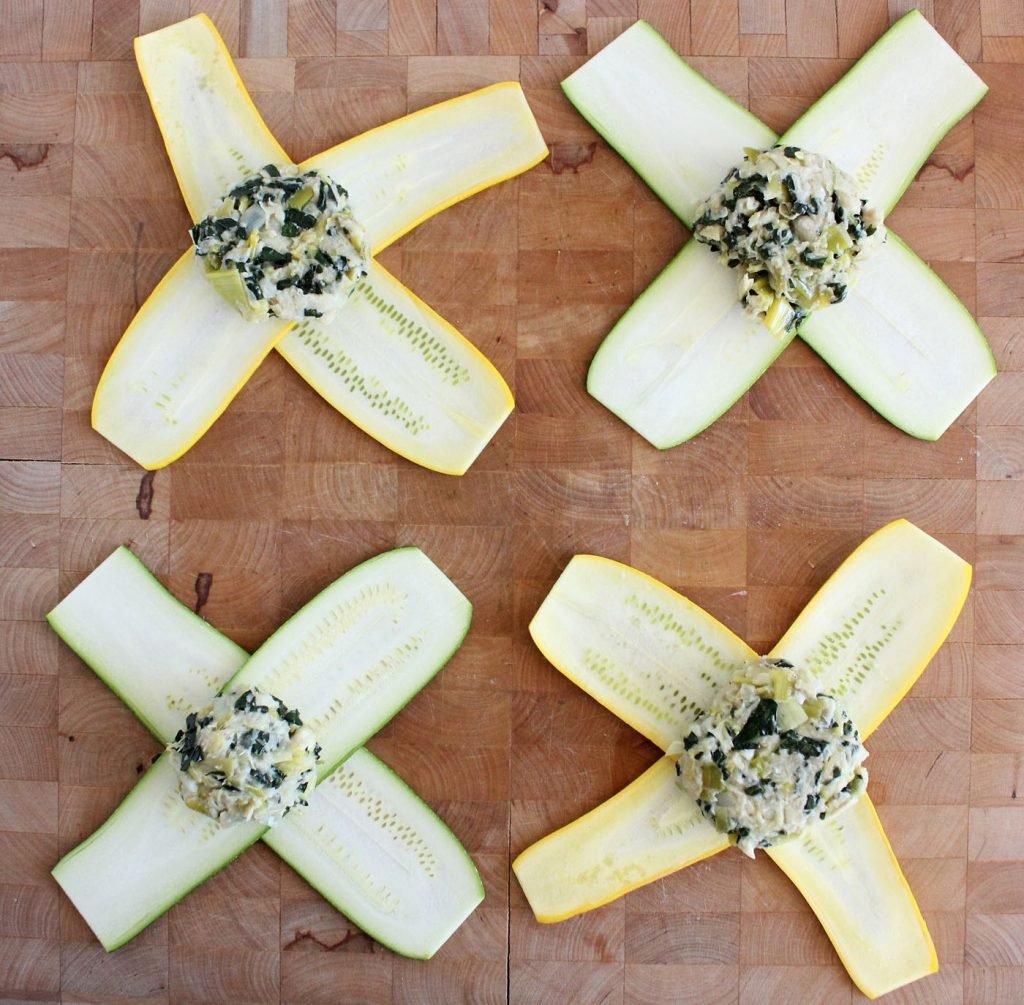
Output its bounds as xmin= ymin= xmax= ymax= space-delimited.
xmin=1 ymin=1 xmax=1022 ymax=1002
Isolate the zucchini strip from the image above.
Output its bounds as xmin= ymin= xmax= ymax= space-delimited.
xmin=573 ymin=11 xmax=994 ymax=444
xmin=529 ymin=551 xmax=756 ymax=751
xmin=512 ymin=756 xmax=728 ymax=922
xmin=586 ymin=241 xmax=794 ymax=449
xmin=264 ymin=748 xmax=482 ymax=960
xmin=48 ymin=547 xmax=482 ymax=957
xmin=800 ymin=236 xmax=996 ymax=441
xmin=767 ymin=795 xmax=937 ymax=999
xmin=781 ymin=10 xmax=987 ymax=215
xmin=562 ymin=20 xmax=774 ymax=228
xmin=95 ymin=15 xmax=544 ymax=471
xmin=53 ymin=753 xmax=264 ymax=951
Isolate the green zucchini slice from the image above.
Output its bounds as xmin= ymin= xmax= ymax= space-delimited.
xmin=569 ymin=12 xmax=994 ymax=445
xmin=562 ymin=20 xmax=775 ymax=228
xmin=586 ymin=241 xmax=795 ymax=448
xmin=48 ymin=547 xmax=482 ymax=956
xmin=799 ymin=235 xmax=996 ymax=440
xmin=93 ymin=15 xmax=545 ymax=472
xmin=514 ymin=520 xmax=970 ymax=997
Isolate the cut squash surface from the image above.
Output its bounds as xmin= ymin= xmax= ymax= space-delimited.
xmin=134 ymin=14 xmax=289 ymax=223
xmin=770 ymin=519 xmax=972 ymax=738
xmin=573 ymin=11 xmax=994 ymax=444
xmin=49 ymin=547 xmax=482 ymax=956
xmin=53 ymin=752 xmax=264 ymax=951
xmin=529 ymin=551 xmax=756 ymax=751
xmin=304 ymin=82 xmax=546 ymax=253
xmin=94 ymin=15 xmax=544 ymax=471
xmin=562 ymin=20 xmax=774 ymax=228
xmin=767 ymin=795 xmax=937 ymax=999
xmin=277 ymin=263 xmax=514 ymax=475
xmin=46 ymin=546 xmax=247 ymax=741
xmin=800 ymin=236 xmax=996 ymax=441
xmin=264 ymin=747 xmax=483 ymax=960
xmin=587 ymin=241 xmax=794 ymax=448
xmin=91 ymin=252 xmax=293 ymax=470
xmin=516 ymin=521 xmax=970 ymax=997
xmin=225 ymin=547 xmax=472 ymax=777
xmin=782 ymin=10 xmax=987 ymax=215
xmin=512 ymin=756 xmax=728 ymax=922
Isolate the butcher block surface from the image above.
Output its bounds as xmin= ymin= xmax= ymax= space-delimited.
xmin=1 ymin=1 xmax=1023 ymax=1002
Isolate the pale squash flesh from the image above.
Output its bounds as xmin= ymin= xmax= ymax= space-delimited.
xmin=48 ymin=546 xmax=482 ymax=957
xmin=512 ymin=756 xmax=728 ymax=922
xmin=769 ymin=518 xmax=972 ymax=739
xmin=514 ymin=520 xmax=970 ymax=998
xmin=93 ymin=15 xmax=545 ymax=472
xmin=528 ymin=551 xmax=757 ymax=751
xmin=276 ymin=261 xmax=514 ymax=476
xmin=571 ymin=12 xmax=994 ymax=445
xmin=767 ymin=794 xmax=936 ymax=1000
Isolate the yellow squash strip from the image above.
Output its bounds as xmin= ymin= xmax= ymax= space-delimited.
xmin=278 ymin=265 xmax=513 ymax=475
xmin=93 ymin=15 xmax=292 ymax=469
xmin=515 ymin=521 xmax=970 ymax=998
xmin=91 ymin=252 xmax=290 ymax=469
xmin=513 ymin=756 xmax=728 ymax=922
xmin=770 ymin=519 xmax=972 ymax=739
xmin=134 ymin=14 xmax=290 ymax=221
xmin=528 ymin=554 xmax=757 ymax=751
xmin=768 ymin=795 xmax=936 ymax=999
xmin=759 ymin=518 xmax=968 ymax=997
xmin=93 ymin=15 xmax=545 ymax=472
xmin=303 ymin=82 xmax=547 ymax=254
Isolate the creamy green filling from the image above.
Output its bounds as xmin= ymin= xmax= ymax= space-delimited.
xmin=671 ymin=658 xmax=868 ymax=857
xmin=693 ymin=146 xmax=885 ymax=336
xmin=190 ymin=164 xmax=370 ymax=322
xmin=169 ymin=688 xmax=321 ymax=827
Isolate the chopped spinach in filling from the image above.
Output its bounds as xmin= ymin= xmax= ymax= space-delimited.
xmin=671 ymin=658 xmax=868 ymax=857
xmin=190 ymin=164 xmax=370 ymax=322
xmin=169 ymin=687 xmax=321 ymax=827
xmin=693 ymin=146 xmax=885 ymax=336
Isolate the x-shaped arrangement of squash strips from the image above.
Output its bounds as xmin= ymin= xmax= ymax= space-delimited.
xmin=91 ymin=15 xmax=546 ymax=474
xmin=513 ymin=520 xmax=971 ymax=999
xmin=568 ymin=13 xmax=995 ymax=447
xmin=50 ymin=546 xmax=482 ymax=957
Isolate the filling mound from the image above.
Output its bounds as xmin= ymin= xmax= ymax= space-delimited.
xmin=169 ymin=688 xmax=321 ymax=827
xmin=693 ymin=146 xmax=885 ymax=336
xmin=672 ymin=658 xmax=868 ymax=857
xmin=190 ymin=164 xmax=370 ymax=322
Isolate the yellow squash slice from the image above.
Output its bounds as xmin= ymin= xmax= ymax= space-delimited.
xmin=514 ymin=519 xmax=970 ymax=999
xmin=93 ymin=15 xmax=546 ymax=472
xmin=513 ymin=756 xmax=728 ymax=922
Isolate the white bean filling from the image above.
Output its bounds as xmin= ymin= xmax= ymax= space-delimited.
xmin=190 ymin=164 xmax=370 ymax=322
xmin=671 ymin=659 xmax=868 ymax=857
xmin=693 ymin=146 xmax=885 ymax=336
xmin=169 ymin=688 xmax=320 ymax=827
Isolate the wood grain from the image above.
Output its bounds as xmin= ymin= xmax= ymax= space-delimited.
xmin=0 ymin=1 xmax=1022 ymax=1002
